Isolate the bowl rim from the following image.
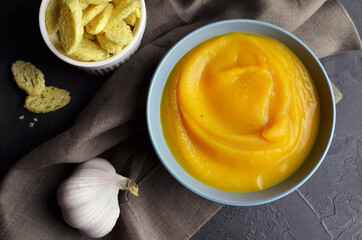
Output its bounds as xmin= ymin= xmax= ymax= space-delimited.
xmin=147 ymin=19 xmax=336 ymax=206
xmin=38 ymin=0 xmax=147 ymax=68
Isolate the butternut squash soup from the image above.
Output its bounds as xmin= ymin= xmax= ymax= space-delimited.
xmin=161 ymin=32 xmax=319 ymax=192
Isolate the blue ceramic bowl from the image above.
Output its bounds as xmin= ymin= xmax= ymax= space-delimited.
xmin=147 ymin=19 xmax=335 ymax=206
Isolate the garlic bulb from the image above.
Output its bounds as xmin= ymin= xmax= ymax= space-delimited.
xmin=57 ymin=158 xmax=138 ymax=238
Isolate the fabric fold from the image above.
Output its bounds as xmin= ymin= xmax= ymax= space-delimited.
xmin=0 ymin=0 xmax=361 ymax=240
xmin=292 ymin=0 xmax=361 ymax=58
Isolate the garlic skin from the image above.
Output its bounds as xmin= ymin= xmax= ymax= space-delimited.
xmin=57 ymin=158 xmax=138 ymax=238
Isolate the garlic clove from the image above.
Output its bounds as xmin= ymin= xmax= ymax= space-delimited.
xmin=57 ymin=158 xmax=138 ymax=238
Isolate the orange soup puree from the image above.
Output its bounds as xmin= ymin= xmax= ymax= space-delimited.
xmin=161 ymin=32 xmax=320 ymax=192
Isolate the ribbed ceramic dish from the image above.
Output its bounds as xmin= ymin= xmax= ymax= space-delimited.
xmin=39 ymin=0 xmax=147 ymax=76
xmin=147 ymin=19 xmax=335 ymax=206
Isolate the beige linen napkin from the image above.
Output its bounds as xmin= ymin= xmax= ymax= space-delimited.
xmin=0 ymin=0 xmax=361 ymax=239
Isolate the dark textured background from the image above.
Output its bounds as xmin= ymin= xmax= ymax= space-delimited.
xmin=0 ymin=0 xmax=361 ymax=239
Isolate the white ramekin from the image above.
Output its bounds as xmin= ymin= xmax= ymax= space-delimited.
xmin=39 ymin=0 xmax=147 ymax=76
